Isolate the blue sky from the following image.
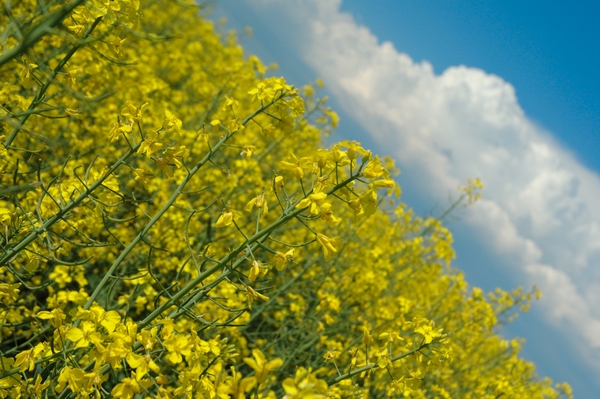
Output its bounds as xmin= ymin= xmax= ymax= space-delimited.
xmin=210 ymin=1 xmax=600 ymax=397
xmin=340 ymin=0 xmax=600 ymax=173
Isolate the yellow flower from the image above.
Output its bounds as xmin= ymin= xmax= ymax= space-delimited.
xmin=273 ymin=249 xmax=295 ymax=271
xmin=274 ymin=175 xmax=284 ymax=188
xmin=56 ymin=366 xmax=85 ymax=394
xmin=0 ymin=283 xmax=20 ymax=302
xmin=98 ymin=310 xmax=122 ymax=334
xmin=362 ymin=326 xmax=374 ymax=347
xmin=279 ymin=153 xmax=310 ymax=180
xmin=248 ymin=260 xmax=267 ymax=283
xmin=229 ymin=368 xmax=256 ymax=399
xmin=65 ymin=108 xmax=80 ymax=118
xmin=162 ymin=109 xmax=182 ymax=135
xmin=37 ymin=308 xmax=66 ymax=328
xmin=108 ymin=121 xmax=132 ymax=142
xmin=246 ymin=286 xmax=269 ymax=310
xmin=379 ymin=331 xmax=404 ymax=343
xmin=163 ymin=145 xmax=189 ymax=169
xmin=243 ymin=349 xmax=282 ymax=384
xmin=156 ymin=157 xmax=173 ymax=178
xmin=312 ymin=175 xmax=330 ymax=193
xmin=19 ymin=62 xmax=38 ymax=89
xmin=245 ymin=193 xmax=268 ymax=216
xmin=111 ymin=377 xmax=141 ymax=399
xmin=222 ymin=95 xmax=240 ymax=111
xmin=358 ymin=188 xmax=378 ymax=220
xmin=13 ymin=343 xmax=48 ymax=372
xmin=295 ymin=192 xmax=327 ymax=216
xmin=240 ymin=145 xmax=256 ymax=158
xmin=376 ymin=347 xmax=390 ymax=369
xmin=215 ymin=208 xmax=237 ymax=228
xmin=323 ymin=350 xmax=340 ymax=363
xmin=126 ymin=353 xmax=160 ymax=380
xmin=459 ymin=177 xmax=484 ymax=204
xmin=372 ymin=179 xmax=395 ymax=188
xmin=317 ymin=234 xmax=338 ymax=260
xmin=387 ymin=378 xmax=406 ymax=397
xmin=282 ymin=367 xmax=328 ymax=398
xmin=347 ymin=199 xmax=363 ymax=219
xmin=25 ymin=374 xmax=51 ymax=397
xmin=339 ymin=140 xmax=366 ymax=162
xmin=197 ymin=127 xmax=210 ymax=145
xmin=248 ymin=82 xmax=275 ymax=102
xmin=319 ymin=202 xmax=340 ymax=227
xmin=210 ymin=119 xmax=221 ymax=131
xmin=414 ymin=320 xmax=442 ymax=344
xmin=163 ymin=334 xmax=191 ymax=364
xmin=66 ymin=321 xmax=102 ymax=348
xmin=134 ymin=168 xmax=153 ymax=188
xmin=121 ymin=101 xmax=149 ymax=124
xmin=362 ymin=156 xmax=388 ymax=179
xmin=137 ymin=131 xmax=163 ymax=158
xmin=137 ymin=327 xmax=158 ymax=351
xmin=329 ymin=144 xmax=349 ymax=166
xmin=311 ymin=149 xmax=331 ymax=173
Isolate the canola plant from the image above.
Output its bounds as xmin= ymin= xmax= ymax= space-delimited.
xmin=0 ymin=1 xmax=572 ymax=398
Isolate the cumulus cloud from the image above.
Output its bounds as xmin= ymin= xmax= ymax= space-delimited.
xmin=225 ymin=0 xmax=600 ymax=371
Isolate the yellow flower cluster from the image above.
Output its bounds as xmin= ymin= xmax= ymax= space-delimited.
xmin=0 ymin=1 xmax=571 ymax=398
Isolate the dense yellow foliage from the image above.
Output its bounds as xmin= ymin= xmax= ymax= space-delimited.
xmin=0 ymin=1 xmax=572 ymax=398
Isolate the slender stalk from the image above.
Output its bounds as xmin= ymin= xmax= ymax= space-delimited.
xmin=326 ymin=343 xmax=429 ymax=385
xmin=85 ymin=94 xmax=286 ymax=310
xmin=0 ymin=0 xmax=87 ymax=68
xmin=4 ymin=16 xmax=103 ymax=147
xmin=0 ymin=142 xmax=140 ymax=266
xmin=138 ymin=173 xmax=360 ymax=328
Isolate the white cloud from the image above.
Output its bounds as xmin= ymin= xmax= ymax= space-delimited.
xmin=227 ymin=0 xmax=600 ymax=372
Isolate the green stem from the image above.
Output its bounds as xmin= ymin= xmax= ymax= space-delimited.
xmin=0 ymin=142 xmax=140 ymax=266
xmin=86 ymin=95 xmax=285 ymax=310
xmin=325 ymin=343 xmax=429 ymax=385
xmin=4 ymin=15 xmax=103 ymax=147
xmin=0 ymin=0 xmax=87 ymax=68
xmin=137 ymin=173 xmax=360 ymax=328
